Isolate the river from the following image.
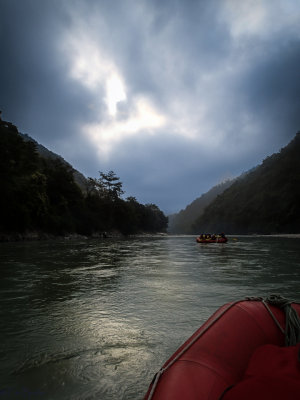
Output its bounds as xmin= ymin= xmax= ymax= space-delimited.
xmin=0 ymin=235 xmax=299 ymax=400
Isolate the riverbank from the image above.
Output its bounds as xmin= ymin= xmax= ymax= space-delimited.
xmin=0 ymin=231 xmax=117 ymax=242
xmin=0 ymin=232 xmax=86 ymax=242
xmin=0 ymin=230 xmax=168 ymax=242
xmin=231 ymin=234 xmax=300 ymax=238
xmin=1 ymin=231 xmax=298 ymax=242
xmin=269 ymin=234 xmax=300 ymax=238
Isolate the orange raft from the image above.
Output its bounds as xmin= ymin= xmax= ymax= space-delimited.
xmin=144 ymin=298 xmax=300 ymax=400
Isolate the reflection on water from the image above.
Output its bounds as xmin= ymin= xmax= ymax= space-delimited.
xmin=0 ymin=236 xmax=299 ymax=399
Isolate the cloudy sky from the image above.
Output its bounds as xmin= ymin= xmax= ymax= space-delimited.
xmin=1 ymin=0 xmax=300 ymax=214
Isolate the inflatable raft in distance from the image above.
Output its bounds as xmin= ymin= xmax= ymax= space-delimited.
xmin=196 ymin=236 xmax=228 ymax=243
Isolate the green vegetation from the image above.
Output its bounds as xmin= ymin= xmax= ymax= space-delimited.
xmin=0 ymin=120 xmax=168 ymax=238
xmin=192 ymin=133 xmax=300 ymax=234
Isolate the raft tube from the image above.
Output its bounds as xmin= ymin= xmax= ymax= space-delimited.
xmin=196 ymin=237 xmax=228 ymax=243
xmin=144 ymin=298 xmax=300 ymax=400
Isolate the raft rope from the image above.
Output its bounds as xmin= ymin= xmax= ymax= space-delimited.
xmin=246 ymin=294 xmax=300 ymax=346
xmin=146 ymin=295 xmax=300 ymax=400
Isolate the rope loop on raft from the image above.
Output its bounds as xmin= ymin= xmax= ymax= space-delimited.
xmin=246 ymin=294 xmax=300 ymax=346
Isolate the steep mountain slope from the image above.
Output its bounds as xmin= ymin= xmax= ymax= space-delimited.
xmin=193 ymin=133 xmax=300 ymax=234
xmin=168 ymin=179 xmax=235 ymax=233
xmin=20 ymin=133 xmax=88 ymax=192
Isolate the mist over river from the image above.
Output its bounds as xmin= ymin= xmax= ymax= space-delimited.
xmin=1 ymin=235 xmax=299 ymax=400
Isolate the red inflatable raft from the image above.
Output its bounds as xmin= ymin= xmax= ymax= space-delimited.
xmin=196 ymin=237 xmax=228 ymax=243
xmin=144 ymin=297 xmax=300 ymax=400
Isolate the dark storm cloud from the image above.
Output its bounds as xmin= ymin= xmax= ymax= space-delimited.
xmin=109 ymin=0 xmax=231 ymax=109
xmin=0 ymin=0 xmax=103 ymax=146
xmin=1 ymin=0 xmax=300 ymax=214
xmin=236 ymin=39 xmax=300 ymax=146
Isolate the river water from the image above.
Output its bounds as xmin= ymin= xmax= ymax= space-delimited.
xmin=0 ymin=235 xmax=299 ymax=400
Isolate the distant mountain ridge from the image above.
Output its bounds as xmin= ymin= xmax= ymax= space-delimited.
xmin=193 ymin=133 xmax=300 ymax=234
xmin=168 ymin=179 xmax=235 ymax=233
xmin=169 ymin=133 xmax=300 ymax=234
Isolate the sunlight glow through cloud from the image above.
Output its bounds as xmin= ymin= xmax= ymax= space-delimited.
xmin=63 ymin=30 xmax=127 ymax=117
xmin=83 ymin=97 xmax=166 ymax=159
xmin=62 ymin=28 xmax=168 ymax=158
xmin=67 ymin=36 xmax=105 ymax=90
xmin=106 ymin=74 xmax=127 ymax=116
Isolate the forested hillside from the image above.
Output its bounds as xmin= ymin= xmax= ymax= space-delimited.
xmin=192 ymin=133 xmax=300 ymax=234
xmin=0 ymin=119 xmax=168 ymax=239
xmin=20 ymin=132 xmax=88 ymax=192
xmin=168 ymin=179 xmax=234 ymax=234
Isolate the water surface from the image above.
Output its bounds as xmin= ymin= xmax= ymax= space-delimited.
xmin=0 ymin=235 xmax=299 ymax=399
